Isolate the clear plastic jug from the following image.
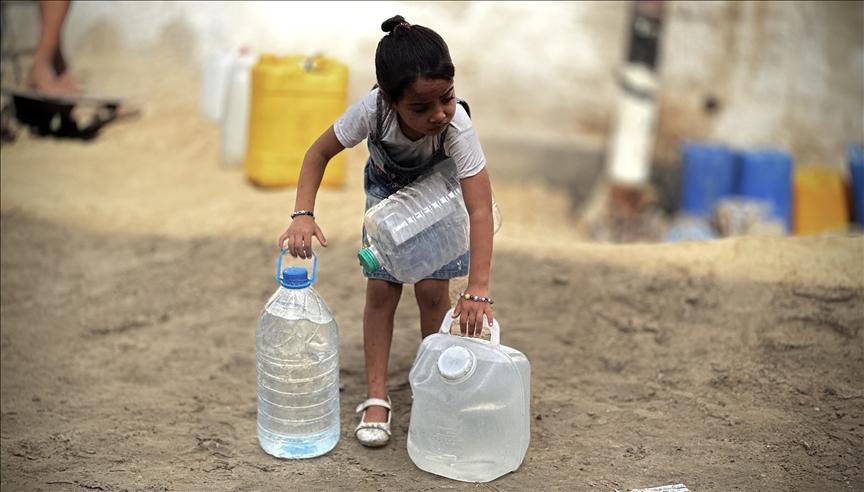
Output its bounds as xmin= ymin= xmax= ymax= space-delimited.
xmin=358 ymin=160 xmax=470 ymax=284
xmin=407 ymin=309 xmax=530 ymax=482
xmin=256 ymin=251 xmax=340 ymax=459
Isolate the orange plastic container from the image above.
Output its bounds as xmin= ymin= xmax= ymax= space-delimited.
xmin=245 ymin=55 xmax=348 ymax=188
xmin=793 ymin=165 xmax=850 ymax=235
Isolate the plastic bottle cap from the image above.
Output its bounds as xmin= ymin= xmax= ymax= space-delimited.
xmin=357 ymin=248 xmax=380 ymax=273
xmin=280 ymin=267 xmax=311 ymax=289
xmin=437 ymin=346 xmax=476 ymax=381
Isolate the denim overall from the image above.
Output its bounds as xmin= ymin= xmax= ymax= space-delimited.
xmin=361 ymin=96 xmax=471 ymax=283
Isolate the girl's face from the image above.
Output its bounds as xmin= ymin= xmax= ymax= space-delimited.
xmin=392 ymin=78 xmax=456 ymax=141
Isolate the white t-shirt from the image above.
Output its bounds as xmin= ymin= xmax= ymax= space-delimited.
xmin=333 ymin=88 xmax=486 ymax=179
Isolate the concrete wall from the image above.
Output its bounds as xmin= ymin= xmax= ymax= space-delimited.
xmin=6 ymin=1 xmax=863 ymax=173
xmin=655 ymin=1 xmax=864 ymax=169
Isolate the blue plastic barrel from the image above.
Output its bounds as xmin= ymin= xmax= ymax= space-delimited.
xmin=849 ymin=144 xmax=864 ymax=227
xmin=680 ymin=143 xmax=736 ymax=218
xmin=736 ymin=150 xmax=793 ymax=232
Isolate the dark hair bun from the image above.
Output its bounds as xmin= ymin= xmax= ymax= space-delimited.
xmin=381 ymin=15 xmax=406 ymax=33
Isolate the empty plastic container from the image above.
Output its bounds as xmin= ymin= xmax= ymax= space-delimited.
xmin=680 ymin=143 xmax=736 ymax=218
xmin=358 ymin=160 xmax=469 ymax=284
xmin=199 ymin=51 xmax=235 ymax=122
xmin=737 ymin=150 xmax=793 ymax=232
xmin=222 ymin=51 xmax=256 ymax=167
xmin=245 ymin=55 xmax=348 ymax=188
xmin=793 ymin=165 xmax=850 ymax=235
xmin=407 ymin=309 xmax=531 ymax=483
xmin=849 ymin=144 xmax=864 ymax=227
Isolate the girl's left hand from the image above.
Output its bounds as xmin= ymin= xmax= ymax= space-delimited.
xmin=452 ymin=292 xmax=493 ymax=338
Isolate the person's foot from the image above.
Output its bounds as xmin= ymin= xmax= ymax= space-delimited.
xmin=28 ymin=60 xmax=81 ymax=96
xmin=55 ymin=71 xmax=82 ymax=93
xmin=355 ymin=397 xmax=391 ymax=447
xmin=363 ymin=405 xmax=389 ymax=424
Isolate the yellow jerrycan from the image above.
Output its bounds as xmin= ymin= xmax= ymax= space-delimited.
xmin=793 ymin=165 xmax=850 ymax=236
xmin=245 ymin=55 xmax=348 ymax=188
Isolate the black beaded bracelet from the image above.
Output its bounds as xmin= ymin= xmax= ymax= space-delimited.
xmin=459 ymin=291 xmax=494 ymax=305
xmin=291 ymin=210 xmax=315 ymax=219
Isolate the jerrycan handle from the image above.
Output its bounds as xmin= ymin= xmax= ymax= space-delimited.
xmin=276 ymin=249 xmax=318 ymax=286
xmin=438 ymin=308 xmax=500 ymax=347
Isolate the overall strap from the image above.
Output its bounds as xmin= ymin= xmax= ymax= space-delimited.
xmin=433 ymin=98 xmax=469 ymax=154
xmin=375 ymin=92 xmax=387 ymax=140
xmin=457 ymin=98 xmax=471 ymax=118
xmin=435 ymin=125 xmax=449 ymax=154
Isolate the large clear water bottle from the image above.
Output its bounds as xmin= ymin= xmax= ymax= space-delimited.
xmin=256 ymin=252 xmax=340 ymax=458
xmin=358 ymin=160 xmax=469 ymax=283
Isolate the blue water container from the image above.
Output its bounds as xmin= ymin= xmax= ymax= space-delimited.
xmin=737 ymin=150 xmax=793 ymax=232
xmin=849 ymin=144 xmax=864 ymax=227
xmin=680 ymin=143 xmax=737 ymax=218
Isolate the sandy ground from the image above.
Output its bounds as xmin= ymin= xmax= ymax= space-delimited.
xmin=2 ymin=49 xmax=864 ymax=491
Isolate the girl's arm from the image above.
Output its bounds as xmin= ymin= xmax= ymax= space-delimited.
xmin=454 ymin=168 xmax=494 ymax=337
xmin=278 ymin=126 xmax=345 ymax=258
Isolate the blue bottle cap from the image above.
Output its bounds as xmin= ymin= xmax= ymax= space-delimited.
xmin=280 ymin=267 xmax=311 ymax=289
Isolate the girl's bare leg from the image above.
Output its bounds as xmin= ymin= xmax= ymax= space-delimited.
xmin=414 ymin=279 xmax=451 ymax=339
xmin=362 ymin=279 xmax=402 ymax=423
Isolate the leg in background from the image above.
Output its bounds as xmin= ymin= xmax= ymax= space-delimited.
xmin=29 ymin=0 xmax=79 ymax=94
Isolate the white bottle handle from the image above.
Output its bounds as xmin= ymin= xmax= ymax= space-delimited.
xmin=438 ymin=308 xmax=500 ymax=347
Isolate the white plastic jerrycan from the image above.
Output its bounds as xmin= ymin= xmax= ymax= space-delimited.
xmin=407 ymin=309 xmax=531 ymax=483
xmin=199 ymin=51 xmax=235 ymax=122
xmin=221 ymin=49 xmax=256 ymax=167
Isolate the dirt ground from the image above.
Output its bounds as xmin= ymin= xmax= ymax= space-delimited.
xmin=2 ymin=49 xmax=864 ymax=492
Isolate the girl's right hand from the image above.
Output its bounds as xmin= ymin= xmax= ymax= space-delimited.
xmin=278 ymin=216 xmax=328 ymax=259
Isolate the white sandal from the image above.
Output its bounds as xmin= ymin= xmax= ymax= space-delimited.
xmin=354 ymin=397 xmax=392 ymax=448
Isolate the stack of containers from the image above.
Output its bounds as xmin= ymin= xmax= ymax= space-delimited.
xmin=679 ymin=143 xmax=794 ymax=236
xmin=680 ymin=141 xmax=864 ymax=236
xmin=199 ymin=48 xmax=257 ymax=168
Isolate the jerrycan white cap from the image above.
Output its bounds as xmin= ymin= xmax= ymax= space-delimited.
xmin=437 ymin=346 xmax=476 ymax=380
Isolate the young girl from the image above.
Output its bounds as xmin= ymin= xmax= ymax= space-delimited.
xmin=278 ymin=15 xmax=495 ymax=448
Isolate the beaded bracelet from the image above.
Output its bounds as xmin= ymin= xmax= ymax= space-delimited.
xmin=291 ymin=210 xmax=315 ymax=219
xmin=459 ymin=291 xmax=494 ymax=305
